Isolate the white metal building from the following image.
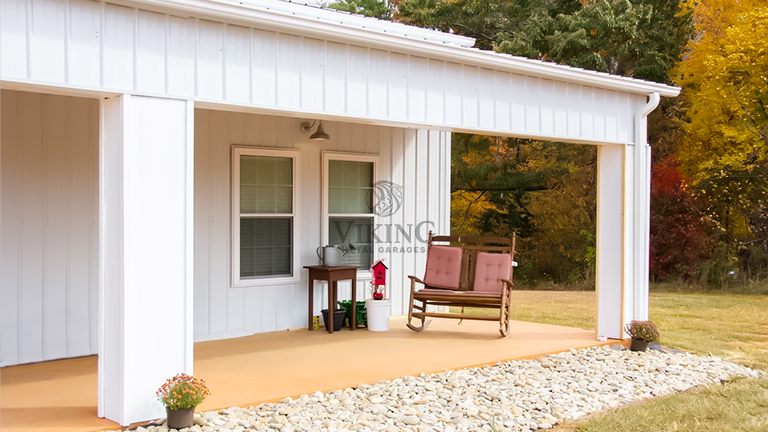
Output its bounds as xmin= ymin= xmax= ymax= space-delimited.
xmin=0 ymin=0 xmax=679 ymax=425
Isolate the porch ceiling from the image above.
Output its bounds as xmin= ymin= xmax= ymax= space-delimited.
xmin=0 ymin=317 xmax=618 ymax=432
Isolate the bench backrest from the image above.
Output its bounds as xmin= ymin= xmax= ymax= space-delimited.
xmin=427 ymin=232 xmax=516 ymax=291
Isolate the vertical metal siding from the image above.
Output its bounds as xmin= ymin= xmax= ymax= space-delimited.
xmin=1 ymin=0 xmax=640 ymax=144
xmin=347 ymin=45 xmax=368 ymax=117
xmin=408 ymin=56 xmax=428 ymax=122
xmin=509 ymin=73 xmax=526 ymax=132
xmin=1 ymin=0 xmax=29 ymax=78
xmin=553 ymin=81 xmax=568 ymax=137
xmin=324 ymin=41 xmax=346 ymax=114
xmin=426 ymin=59 xmax=445 ymax=125
xmin=68 ymin=0 xmax=101 ymax=87
xmin=462 ymin=66 xmax=479 ymax=127
xmin=540 ymin=79 xmax=555 ymax=135
xmin=301 ymin=38 xmax=324 ymax=112
xmin=193 ymin=109 xmax=451 ymax=339
xmin=494 ymin=71 xmax=511 ymax=131
xmin=388 ymin=53 xmax=408 ymax=121
xmin=103 ymin=3 xmax=135 ymax=90
xmin=224 ymin=24 xmax=251 ymax=104
xmin=478 ymin=69 xmax=495 ymax=130
xmin=277 ymin=33 xmax=301 ymax=109
xmin=29 ymin=0 xmax=67 ymax=83
xmin=197 ymin=19 xmax=224 ymax=101
xmin=136 ymin=10 xmax=166 ymax=94
xmin=367 ymin=49 xmax=388 ymax=119
xmin=0 ymin=90 xmax=99 ymax=367
xmin=525 ymin=76 xmax=540 ymax=134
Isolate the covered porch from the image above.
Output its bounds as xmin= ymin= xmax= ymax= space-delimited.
xmin=1 ymin=316 xmax=620 ymax=432
xmin=1 ymin=0 xmax=679 ymax=426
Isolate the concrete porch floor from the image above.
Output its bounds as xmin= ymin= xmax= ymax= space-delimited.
xmin=1 ymin=317 xmax=616 ymax=432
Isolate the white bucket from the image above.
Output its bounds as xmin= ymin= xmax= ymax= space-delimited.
xmin=365 ymin=299 xmax=391 ymax=331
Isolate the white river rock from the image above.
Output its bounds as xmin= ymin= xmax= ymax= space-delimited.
xmin=112 ymin=345 xmax=760 ymax=432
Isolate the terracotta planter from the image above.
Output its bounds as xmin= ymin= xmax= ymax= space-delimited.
xmin=166 ymin=407 xmax=195 ymax=429
xmin=629 ymin=338 xmax=649 ymax=352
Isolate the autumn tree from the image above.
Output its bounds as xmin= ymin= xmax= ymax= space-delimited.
xmin=674 ymin=0 xmax=768 ymax=279
xmin=449 ymin=133 xmax=599 ymax=285
xmin=649 ymin=155 xmax=713 ymax=282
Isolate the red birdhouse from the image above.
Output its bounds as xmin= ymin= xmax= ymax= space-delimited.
xmin=371 ymin=260 xmax=388 ymax=286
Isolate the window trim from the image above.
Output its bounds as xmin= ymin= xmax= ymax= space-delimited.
xmin=322 ymin=152 xmax=379 ymax=277
xmin=232 ymin=147 xmax=301 ymax=287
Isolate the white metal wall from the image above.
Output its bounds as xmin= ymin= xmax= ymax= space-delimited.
xmin=193 ymin=109 xmax=450 ymax=340
xmin=1 ymin=0 xmax=647 ymax=145
xmin=0 ymin=90 xmax=99 ymax=367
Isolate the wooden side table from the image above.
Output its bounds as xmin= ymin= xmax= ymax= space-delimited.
xmin=304 ymin=265 xmax=358 ymax=333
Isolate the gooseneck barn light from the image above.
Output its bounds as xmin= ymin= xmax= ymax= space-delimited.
xmin=300 ymin=120 xmax=330 ymax=140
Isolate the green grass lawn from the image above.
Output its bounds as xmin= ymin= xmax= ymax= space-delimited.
xmin=501 ymin=290 xmax=768 ymax=432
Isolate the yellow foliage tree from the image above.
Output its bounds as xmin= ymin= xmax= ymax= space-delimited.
xmin=674 ymin=0 xmax=768 ymax=246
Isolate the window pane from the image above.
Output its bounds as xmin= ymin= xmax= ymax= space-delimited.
xmin=240 ymin=218 xmax=292 ymax=277
xmin=240 ymin=155 xmax=292 ymax=214
xmin=274 ymin=157 xmax=292 ymax=185
xmin=328 ymin=160 xmax=373 ymax=214
xmin=329 ymin=187 xmax=344 ymax=213
xmin=329 ymin=217 xmax=374 ymax=269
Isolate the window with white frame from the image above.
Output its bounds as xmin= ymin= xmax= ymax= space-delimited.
xmin=324 ymin=153 xmax=378 ymax=270
xmin=233 ymin=147 xmax=299 ymax=285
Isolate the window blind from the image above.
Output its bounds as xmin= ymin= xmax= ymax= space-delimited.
xmin=329 ymin=160 xmax=373 ymax=214
xmin=239 ymin=154 xmax=293 ymax=278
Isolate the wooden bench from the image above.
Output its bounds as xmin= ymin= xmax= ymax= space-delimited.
xmin=406 ymin=232 xmax=516 ymax=336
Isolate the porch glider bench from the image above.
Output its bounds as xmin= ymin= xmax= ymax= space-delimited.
xmin=407 ymin=232 xmax=517 ymax=337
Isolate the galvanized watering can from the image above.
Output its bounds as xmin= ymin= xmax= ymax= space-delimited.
xmin=316 ymin=245 xmax=349 ymax=266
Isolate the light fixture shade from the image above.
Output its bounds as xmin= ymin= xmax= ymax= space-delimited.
xmin=310 ymin=121 xmax=330 ymax=140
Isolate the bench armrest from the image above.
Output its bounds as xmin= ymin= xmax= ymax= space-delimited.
xmin=408 ymin=275 xmax=426 ymax=285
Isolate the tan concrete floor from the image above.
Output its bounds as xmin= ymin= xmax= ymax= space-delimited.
xmin=1 ymin=317 xmax=618 ymax=432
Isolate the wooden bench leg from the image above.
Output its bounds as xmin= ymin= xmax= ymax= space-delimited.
xmin=406 ymin=279 xmax=430 ymax=332
xmin=499 ymin=286 xmax=512 ymax=337
xmin=406 ymin=302 xmax=432 ymax=332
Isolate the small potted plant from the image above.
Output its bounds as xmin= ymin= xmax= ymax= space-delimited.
xmin=624 ymin=320 xmax=660 ymax=352
xmin=156 ymin=373 xmax=210 ymax=429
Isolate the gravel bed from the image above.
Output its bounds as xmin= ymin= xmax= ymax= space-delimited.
xmin=120 ymin=345 xmax=761 ymax=432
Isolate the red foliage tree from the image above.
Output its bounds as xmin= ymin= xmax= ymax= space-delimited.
xmin=649 ymin=155 xmax=713 ymax=281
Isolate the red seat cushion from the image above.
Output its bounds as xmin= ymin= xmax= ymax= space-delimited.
xmin=473 ymin=252 xmax=512 ymax=294
xmin=423 ymin=245 xmax=462 ymax=290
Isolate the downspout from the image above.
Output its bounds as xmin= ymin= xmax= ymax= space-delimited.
xmin=632 ymin=92 xmax=660 ymax=321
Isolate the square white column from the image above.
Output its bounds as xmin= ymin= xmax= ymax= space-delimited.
xmin=98 ymin=95 xmax=194 ymax=425
xmin=595 ymin=144 xmax=632 ymax=339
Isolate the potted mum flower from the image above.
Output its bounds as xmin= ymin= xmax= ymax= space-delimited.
xmin=624 ymin=320 xmax=661 ymax=352
xmin=156 ymin=373 xmax=210 ymax=429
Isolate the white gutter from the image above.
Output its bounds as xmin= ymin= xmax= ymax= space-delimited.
xmin=632 ymin=92 xmax=660 ymax=322
xmin=127 ymin=0 xmax=681 ymax=97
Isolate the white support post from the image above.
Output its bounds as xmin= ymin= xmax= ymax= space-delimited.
xmin=98 ymin=95 xmax=195 ymax=425
xmin=595 ymin=144 xmax=629 ymax=339
xmin=596 ymin=93 xmax=659 ymax=339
